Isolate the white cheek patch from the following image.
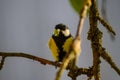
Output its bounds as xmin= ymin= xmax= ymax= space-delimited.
xmin=62 ymin=29 xmax=70 ymax=36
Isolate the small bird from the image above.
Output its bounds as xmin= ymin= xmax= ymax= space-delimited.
xmin=48 ymin=23 xmax=73 ymax=62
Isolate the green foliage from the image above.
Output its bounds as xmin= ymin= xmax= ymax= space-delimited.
xmin=69 ymin=0 xmax=84 ymax=14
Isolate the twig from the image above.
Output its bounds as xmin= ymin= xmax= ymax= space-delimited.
xmin=55 ymin=37 xmax=81 ymax=80
xmin=76 ymin=18 xmax=84 ymax=37
xmin=0 ymin=52 xmax=96 ymax=79
xmin=68 ymin=66 xmax=93 ymax=80
xmin=55 ymin=52 xmax=75 ymax=80
xmin=99 ymin=48 xmax=120 ymax=75
xmin=76 ymin=0 xmax=92 ymax=37
xmin=0 ymin=52 xmax=61 ymax=68
xmin=97 ymin=15 xmax=116 ymax=35
xmin=55 ymin=0 xmax=92 ymax=80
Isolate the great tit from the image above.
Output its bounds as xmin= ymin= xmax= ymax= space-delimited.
xmin=48 ymin=23 xmax=73 ymax=62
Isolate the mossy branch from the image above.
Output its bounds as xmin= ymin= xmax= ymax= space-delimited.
xmin=97 ymin=15 xmax=116 ymax=35
xmin=88 ymin=0 xmax=101 ymax=79
xmin=100 ymin=48 xmax=120 ymax=75
xmin=88 ymin=0 xmax=119 ymax=80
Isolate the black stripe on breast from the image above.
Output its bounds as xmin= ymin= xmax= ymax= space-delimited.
xmin=52 ymin=34 xmax=72 ymax=61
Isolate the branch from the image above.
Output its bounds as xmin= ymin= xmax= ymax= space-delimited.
xmin=55 ymin=52 xmax=75 ymax=80
xmin=97 ymin=15 xmax=116 ymax=35
xmin=88 ymin=0 xmax=101 ymax=79
xmin=88 ymin=0 xmax=119 ymax=80
xmin=99 ymin=48 xmax=120 ymax=75
xmin=0 ymin=52 xmax=95 ymax=78
xmin=0 ymin=52 xmax=61 ymax=69
xmin=0 ymin=0 xmax=119 ymax=80
xmin=55 ymin=0 xmax=92 ymax=80
xmin=76 ymin=0 xmax=92 ymax=37
xmin=67 ymin=66 xmax=94 ymax=80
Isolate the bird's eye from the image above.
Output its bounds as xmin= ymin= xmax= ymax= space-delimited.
xmin=53 ymin=29 xmax=60 ymax=36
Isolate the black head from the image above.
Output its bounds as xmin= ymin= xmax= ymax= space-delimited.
xmin=55 ymin=23 xmax=69 ymax=30
xmin=53 ymin=23 xmax=70 ymax=37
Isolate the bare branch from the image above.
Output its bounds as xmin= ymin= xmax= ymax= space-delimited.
xmin=0 ymin=52 xmax=61 ymax=68
xmin=0 ymin=52 xmax=95 ymax=78
xmin=76 ymin=0 xmax=92 ymax=37
xmin=55 ymin=0 xmax=92 ymax=80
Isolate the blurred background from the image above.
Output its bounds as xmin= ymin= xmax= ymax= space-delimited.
xmin=0 ymin=0 xmax=120 ymax=80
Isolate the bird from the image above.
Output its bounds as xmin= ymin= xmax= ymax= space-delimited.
xmin=48 ymin=23 xmax=73 ymax=62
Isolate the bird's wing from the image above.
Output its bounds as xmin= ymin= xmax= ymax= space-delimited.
xmin=48 ymin=38 xmax=59 ymax=61
xmin=62 ymin=36 xmax=73 ymax=54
